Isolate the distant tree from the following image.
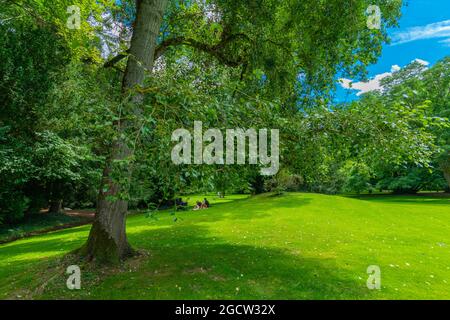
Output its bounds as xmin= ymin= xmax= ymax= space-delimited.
xmin=379 ymin=58 xmax=450 ymax=191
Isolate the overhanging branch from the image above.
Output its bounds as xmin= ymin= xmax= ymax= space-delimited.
xmin=104 ymin=33 xmax=250 ymax=69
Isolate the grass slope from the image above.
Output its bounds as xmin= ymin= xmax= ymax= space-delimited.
xmin=0 ymin=193 xmax=449 ymax=300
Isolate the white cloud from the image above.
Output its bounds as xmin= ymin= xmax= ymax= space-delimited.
xmin=439 ymin=38 xmax=450 ymax=47
xmin=391 ymin=19 xmax=450 ymax=46
xmin=340 ymin=72 xmax=391 ymax=96
xmin=391 ymin=65 xmax=401 ymax=72
xmin=339 ymin=59 xmax=429 ymax=96
xmin=413 ymin=58 xmax=430 ymax=66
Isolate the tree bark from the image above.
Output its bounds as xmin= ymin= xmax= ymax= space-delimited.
xmin=444 ymin=168 xmax=450 ymax=192
xmin=48 ymin=199 xmax=63 ymax=214
xmin=440 ymin=154 xmax=450 ymax=192
xmin=78 ymin=0 xmax=168 ymax=263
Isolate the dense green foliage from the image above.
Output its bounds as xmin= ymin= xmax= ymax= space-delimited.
xmin=343 ymin=59 xmax=450 ymax=194
xmin=0 ymin=21 xmax=104 ymax=223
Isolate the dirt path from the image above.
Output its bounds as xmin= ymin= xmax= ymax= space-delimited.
xmin=64 ymin=209 xmax=95 ymax=219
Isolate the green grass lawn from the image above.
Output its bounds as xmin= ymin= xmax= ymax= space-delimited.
xmin=0 ymin=193 xmax=449 ymax=300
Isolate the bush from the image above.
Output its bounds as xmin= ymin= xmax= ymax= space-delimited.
xmin=265 ymin=169 xmax=304 ymax=195
xmin=0 ymin=191 xmax=30 ymax=225
xmin=342 ymin=162 xmax=374 ymax=194
xmin=376 ymin=166 xmax=447 ymax=194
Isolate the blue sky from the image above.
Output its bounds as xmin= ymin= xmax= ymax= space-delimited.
xmin=335 ymin=0 xmax=450 ymax=102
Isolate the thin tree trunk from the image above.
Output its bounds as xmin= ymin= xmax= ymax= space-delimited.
xmin=440 ymin=155 xmax=450 ymax=192
xmin=49 ymin=199 xmax=63 ymax=214
xmin=78 ymin=0 xmax=168 ymax=263
xmin=444 ymin=169 xmax=450 ymax=192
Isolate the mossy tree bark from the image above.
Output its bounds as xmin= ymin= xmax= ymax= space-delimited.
xmin=78 ymin=0 xmax=168 ymax=263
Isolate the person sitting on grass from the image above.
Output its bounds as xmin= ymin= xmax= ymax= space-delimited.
xmin=193 ymin=201 xmax=203 ymax=211
xmin=175 ymin=198 xmax=188 ymax=211
xmin=202 ymin=198 xmax=210 ymax=208
xmin=176 ymin=198 xmax=188 ymax=206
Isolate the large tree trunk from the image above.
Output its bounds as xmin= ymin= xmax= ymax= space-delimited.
xmin=78 ymin=0 xmax=168 ymax=263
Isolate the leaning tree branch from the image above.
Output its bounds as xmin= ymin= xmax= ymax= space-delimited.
xmin=104 ymin=32 xmax=251 ymax=69
xmin=103 ymin=50 xmax=130 ymax=68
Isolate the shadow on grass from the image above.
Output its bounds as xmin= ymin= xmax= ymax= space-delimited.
xmin=2 ymin=194 xmax=369 ymax=299
xmin=75 ymin=224 xmax=370 ymax=300
xmin=3 ymin=222 xmax=372 ymax=299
